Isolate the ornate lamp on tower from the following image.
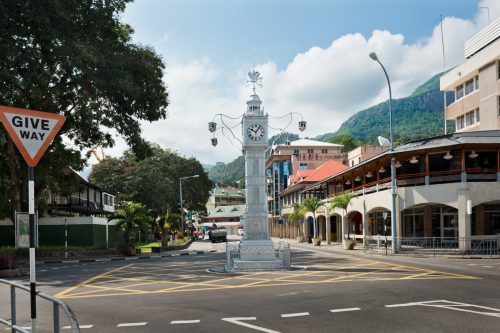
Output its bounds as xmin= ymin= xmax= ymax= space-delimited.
xmin=209 ymin=70 xmax=306 ymax=271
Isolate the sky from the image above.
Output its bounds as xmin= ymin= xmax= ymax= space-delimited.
xmin=89 ymin=0 xmax=500 ymax=169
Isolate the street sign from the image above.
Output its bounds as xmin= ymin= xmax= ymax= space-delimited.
xmin=0 ymin=105 xmax=65 ymax=167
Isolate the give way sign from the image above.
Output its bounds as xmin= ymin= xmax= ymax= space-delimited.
xmin=0 ymin=105 xmax=66 ymax=167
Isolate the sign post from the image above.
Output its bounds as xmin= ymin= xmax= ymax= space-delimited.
xmin=0 ymin=105 xmax=65 ymax=333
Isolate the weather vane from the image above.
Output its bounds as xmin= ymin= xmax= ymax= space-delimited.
xmin=246 ymin=69 xmax=263 ymax=94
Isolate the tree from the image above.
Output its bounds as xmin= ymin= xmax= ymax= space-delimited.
xmin=164 ymin=213 xmax=182 ymax=241
xmin=327 ymin=134 xmax=362 ymax=153
xmin=111 ymin=202 xmax=152 ymax=246
xmin=0 ymin=0 xmax=169 ymax=220
xmin=301 ymin=197 xmax=325 ymax=239
xmin=287 ymin=207 xmax=306 ymax=237
xmin=330 ymin=193 xmax=354 ymax=240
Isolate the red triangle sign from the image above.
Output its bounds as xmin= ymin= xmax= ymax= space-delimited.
xmin=0 ymin=105 xmax=66 ymax=167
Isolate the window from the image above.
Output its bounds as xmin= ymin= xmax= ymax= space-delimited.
xmin=456 ymin=84 xmax=464 ymax=100
xmin=464 ymin=79 xmax=474 ymax=95
xmin=498 ymin=96 xmax=500 ymax=116
xmin=307 ymin=149 xmax=314 ymax=154
xmin=475 ymin=108 xmax=480 ymax=122
xmin=293 ymin=149 xmax=299 ymax=155
xmin=465 ymin=111 xmax=475 ymax=126
xmin=456 ymin=115 xmax=465 ymax=130
xmin=475 ymin=75 xmax=479 ymax=90
xmin=299 ymin=163 xmax=308 ymax=170
xmin=321 ymin=149 xmax=328 ymax=154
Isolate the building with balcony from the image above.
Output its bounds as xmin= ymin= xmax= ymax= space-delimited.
xmin=297 ymin=130 xmax=500 ymax=252
xmin=441 ymin=18 xmax=500 ymax=133
xmin=266 ymin=138 xmax=346 ymax=219
xmin=206 ymin=186 xmax=245 ymax=210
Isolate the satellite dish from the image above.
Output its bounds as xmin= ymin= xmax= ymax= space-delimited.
xmin=378 ymin=136 xmax=391 ymax=147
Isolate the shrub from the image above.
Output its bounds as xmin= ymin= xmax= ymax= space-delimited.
xmin=0 ymin=254 xmax=17 ymax=270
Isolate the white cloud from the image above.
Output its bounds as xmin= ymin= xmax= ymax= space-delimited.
xmin=95 ymin=3 xmax=499 ymax=169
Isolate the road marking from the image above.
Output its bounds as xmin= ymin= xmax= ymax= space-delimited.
xmin=281 ymin=312 xmax=309 ymax=318
xmin=116 ymin=322 xmax=147 ymax=327
xmin=171 ymin=320 xmax=200 ymax=324
xmin=222 ymin=317 xmax=281 ymax=333
xmin=482 ymin=266 xmax=493 ymax=268
xmin=63 ymin=325 xmax=93 ymax=329
xmin=330 ymin=308 xmax=361 ymax=313
xmin=385 ymin=300 xmax=500 ymax=318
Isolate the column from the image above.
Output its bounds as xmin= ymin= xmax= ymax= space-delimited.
xmin=458 ymin=188 xmax=471 ymax=252
xmin=342 ymin=214 xmax=348 ymax=247
xmin=326 ymin=210 xmax=331 ymax=244
xmin=362 ymin=212 xmax=369 ymax=246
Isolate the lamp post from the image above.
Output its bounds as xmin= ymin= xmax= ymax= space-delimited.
xmin=179 ymin=174 xmax=199 ymax=232
xmin=369 ymin=52 xmax=397 ymax=253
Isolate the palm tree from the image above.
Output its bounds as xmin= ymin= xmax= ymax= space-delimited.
xmin=111 ymin=202 xmax=152 ymax=246
xmin=287 ymin=207 xmax=306 ymax=238
xmin=330 ymin=193 xmax=354 ymax=241
xmin=301 ymin=197 xmax=325 ymax=239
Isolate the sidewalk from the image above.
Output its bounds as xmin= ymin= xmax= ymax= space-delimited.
xmin=272 ymin=237 xmax=362 ymax=254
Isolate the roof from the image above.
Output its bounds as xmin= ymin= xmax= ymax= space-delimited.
xmin=211 ymin=186 xmax=245 ymax=197
xmin=282 ymin=161 xmax=347 ymax=195
xmin=275 ymin=138 xmax=342 ymax=150
xmin=305 ymin=130 xmax=500 ymax=191
xmin=303 ymin=160 xmax=348 ymax=182
xmin=207 ymin=205 xmax=245 ymax=218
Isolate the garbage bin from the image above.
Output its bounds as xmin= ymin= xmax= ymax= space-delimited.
xmin=127 ymin=245 xmax=136 ymax=256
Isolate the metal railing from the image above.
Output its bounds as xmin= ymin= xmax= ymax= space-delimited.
xmin=0 ymin=279 xmax=80 ymax=333
xmin=364 ymin=236 xmax=500 ymax=257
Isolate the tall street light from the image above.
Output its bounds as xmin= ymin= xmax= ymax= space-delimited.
xmin=179 ymin=174 xmax=199 ymax=232
xmin=369 ymin=52 xmax=397 ymax=253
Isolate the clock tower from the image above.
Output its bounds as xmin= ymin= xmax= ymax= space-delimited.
xmin=233 ymin=71 xmax=285 ymax=270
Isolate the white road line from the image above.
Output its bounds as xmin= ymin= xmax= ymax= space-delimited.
xmin=385 ymin=300 xmax=446 ymax=308
xmin=281 ymin=312 xmax=310 ymax=318
xmin=222 ymin=317 xmax=281 ymax=333
xmin=481 ymin=266 xmax=493 ymax=268
xmin=40 ymin=270 xmax=47 ymax=272
xmin=330 ymin=308 xmax=361 ymax=313
xmin=116 ymin=322 xmax=147 ymax=327
xmin=63 ymin=325 xmax=93 ymax=329
xmin=170 ymin=320 xmax=201 ymax=324
xmin=385 ymin=300 xmax=500 ymax=318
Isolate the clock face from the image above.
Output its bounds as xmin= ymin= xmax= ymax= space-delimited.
xmin=247 ymin=124 xmax=265 ymax=141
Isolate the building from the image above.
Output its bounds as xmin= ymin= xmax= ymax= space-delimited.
xmin=266 ymin=138 xmax=346 ymax=218
xmin=348 ymin=145 xmax=390 ymax=167
xmin=441 ymin=18 xmax=500 ymax=133
xmin=203 ymin=204 xmax=245 ymax=235
xmin=298 ymin=130 xmax=500 ymax=252
xmin=206 ymin=186 xmax=245 ymax=210
xmin=269 ymin=160 xmax=348 ymax=240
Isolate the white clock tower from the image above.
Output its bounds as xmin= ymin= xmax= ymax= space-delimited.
xmin=233 ymin=71 xmax=284 ymax=270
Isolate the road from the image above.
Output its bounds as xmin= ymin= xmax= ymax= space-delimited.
xmin=1 ymin=240 xmax=500 ymax=332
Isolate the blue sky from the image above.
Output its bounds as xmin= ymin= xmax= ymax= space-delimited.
xmin=90 ymin=0 xmax=498 ymax=167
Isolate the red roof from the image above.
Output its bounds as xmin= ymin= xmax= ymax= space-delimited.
xmin=303 ymin=160 xmax=348 ymax=182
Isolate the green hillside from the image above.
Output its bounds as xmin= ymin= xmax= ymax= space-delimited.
xmin=317 ymin=72 xmax=453 ymax=145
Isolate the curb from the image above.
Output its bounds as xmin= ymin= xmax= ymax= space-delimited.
xmin=17 ymin=250 xmax=218 ymax=266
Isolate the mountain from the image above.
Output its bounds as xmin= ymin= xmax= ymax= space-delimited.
xmin=210 ymin=73 xmax=453 ymax=185
xmin=317 ymin=72 xmax=454 ymax=145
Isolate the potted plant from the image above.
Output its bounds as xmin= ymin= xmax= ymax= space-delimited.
xmin=330 ymin=193 xmax=355 ymax=250
xmin=301 ymin=197 xmax=325 ymax=246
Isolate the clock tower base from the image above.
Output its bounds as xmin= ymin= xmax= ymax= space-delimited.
xmin=226 ymin=239 xmax=287 ymax=272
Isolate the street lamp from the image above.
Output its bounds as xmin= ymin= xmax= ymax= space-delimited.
xmin=369 ymin=52 xmax=397 ymax=253
xmin=179 ymin=174 xmax=200 ymax=232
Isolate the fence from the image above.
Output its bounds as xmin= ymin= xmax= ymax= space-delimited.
xmin=364 ymin=236 xmax=500 ymax=257
xmin=226 ymin=241 xmax=291 ymax=271
xmin=0 ymin=279 xmax=80 ymax=333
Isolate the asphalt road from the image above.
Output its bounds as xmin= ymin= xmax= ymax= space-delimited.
xmin=2 ymin=241 xmax=500 ymax=332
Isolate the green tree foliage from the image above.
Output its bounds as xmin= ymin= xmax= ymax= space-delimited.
xmin=112 ymin=202 xmax=152 ymax=246
xmin=330 ymin=193 xmax=353 ymax=239
xmin=300 ymin=197 xmax=325 ymax=238
xmin=208 ymin=155 xmax=245 ymax=187
xmin=287 ymin=207 xmax=306 ymax=237
xmin=0 ymin=0 xmax=169 ymax=219
xmin=90 ymin=144 xmax=212 ymax=220
xmin=326 ymin=134 xmax=362 ymax=152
